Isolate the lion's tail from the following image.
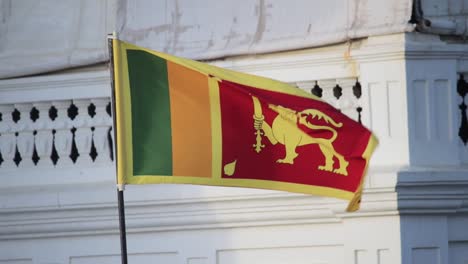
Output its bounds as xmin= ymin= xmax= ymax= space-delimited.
xmin=299 ymin=109 xmax=342 ymax=141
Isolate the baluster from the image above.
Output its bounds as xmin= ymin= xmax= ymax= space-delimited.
xmin=457 ymin=74 xmax=468 ymax=145
xmin=332 ymin=84 xmax=343 ymax=109
xmin=353 ymin=81 xmax=363 ymax=124
xmin=90 ymin=98 xmax=112 ymax=163
xmin=311 ymin=81 xmax=323 ymax=98
xmin=108 ymin=101 xmax=115 ymax=161
xmin=109 ymin=126 xmax=114 ymax=161
xmin=317 ymin=79 xmax=337 ymax=107
xmin=337 ymin=78 xmax=359 ymax=121
xmin=52 ymin=101 xmax=74 ymax=167
xmin=294 ymin=81 xmax=315 ymax=97
xmin=73 ymin=99 xmax=93 ymax=165
xmin=0 ymin=105 xmax=17 ymax=168
xmin=15 ymin=103 xmax=35 ymax=167
xmin=33 ymin=102 xmax=54 ymax=167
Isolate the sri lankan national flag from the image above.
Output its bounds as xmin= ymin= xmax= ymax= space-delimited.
xmin=112 ymin=39 xmax=378 ymax=212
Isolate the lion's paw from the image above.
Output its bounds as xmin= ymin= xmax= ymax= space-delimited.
xmin=333 ymin=168 xmax=348 ymax=176
xmin=318 ymin=165 xmax=333 ymax=172
xmin=276 ymin=159 xmax=294 ymax=164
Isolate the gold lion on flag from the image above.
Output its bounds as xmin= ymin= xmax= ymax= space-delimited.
xmin=251 ymin=96 xmax=349 ymax=176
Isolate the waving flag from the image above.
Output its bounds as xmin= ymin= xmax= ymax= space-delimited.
xmin=112 ymin=39 xmax=378 ymax=211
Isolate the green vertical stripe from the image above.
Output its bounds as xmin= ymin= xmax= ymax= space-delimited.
xmin=127 ymin=50 xmax=173 ymax=176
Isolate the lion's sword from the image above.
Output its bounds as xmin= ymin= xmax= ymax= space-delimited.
xmin=252 ymin=96 xmax=265 ymax=153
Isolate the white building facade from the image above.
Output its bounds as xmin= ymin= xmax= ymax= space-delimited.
xmin=0 ymin=1 xmax=468 ymax=263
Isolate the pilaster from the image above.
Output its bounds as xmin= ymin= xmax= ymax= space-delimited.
xmin=398 ymin=33 xmax=468 ymax=264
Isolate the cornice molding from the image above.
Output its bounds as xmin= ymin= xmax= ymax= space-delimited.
xmin=209 ymin=33 xmax=468 ymax=75
xmin=223 ymin=49 xmax=468 ymax=75
xmin=0 ymin=71 xmax=111 ymax=104
xmin=397 ymin=169 xmax=468 ymax=214
xmin=0 ymin=33 xmax=466 ymax=104
xmin=0 ymin=186 xmax=397 ymax=240
xmin=2 ymin=168 xmax=466 ymax=240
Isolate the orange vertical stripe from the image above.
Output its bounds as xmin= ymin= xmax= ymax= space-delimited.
xmin=167 ymin=61 xmax=212 ymax=177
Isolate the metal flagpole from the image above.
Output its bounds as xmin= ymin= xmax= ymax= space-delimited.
xmin=107 ymin=33 xmax=129 ymax=264
xmin=116 ymin=189 xmax=128 ymax=264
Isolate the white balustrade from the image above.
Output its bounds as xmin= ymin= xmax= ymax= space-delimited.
xmin=0 ymin=76 xmax=364 ymax=171
xmin=0 ymin=98 xmax=112 ymax=170
xmin=296 ymin=78 xmax=363 ymax=124
xmin=0 ymin=73 xmax=464 ymax=171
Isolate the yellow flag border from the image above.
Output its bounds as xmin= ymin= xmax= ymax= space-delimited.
xmin=113 ymin=39 xmax=378 ymax=211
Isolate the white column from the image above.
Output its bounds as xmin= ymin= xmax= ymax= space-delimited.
xmin=355 ymin=57 xmax=409 ymax=195
xmin=397 ymin=33 xmax=468 ymax=264
xmin=406 ymin=58 xmax=459 ymax=166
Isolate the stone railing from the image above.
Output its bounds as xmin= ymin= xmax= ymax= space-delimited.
xmin=2 ymin=69 xmax=465 ymax=173
xmin=0 ymin=73 xmax=365 ymax=171
xmin=0 ymin=99 xmax=113 ymax=169
xmin=294 ymin=78 xmax=363 ymax=124
xmin=0 ymin=71 xmax=113 ymax=174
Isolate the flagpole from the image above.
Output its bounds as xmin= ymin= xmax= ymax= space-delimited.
xmin=116 ymin=188 xmax=128 ymax=264
xmin=107 ymin=33 xmax=129 ymax=264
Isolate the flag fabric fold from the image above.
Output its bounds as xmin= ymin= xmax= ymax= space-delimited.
xmin=112 ymin=39 xmax=378 ymax=212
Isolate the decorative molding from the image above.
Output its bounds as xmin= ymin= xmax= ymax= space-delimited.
xmin=397 ymin=169 xmax=468 ymax=214
xmin=0 ymin=259 xmax=33 ymax=264
xmin=4 ymin=167 xmax=465 ymax=240
xmin=209 ymin=33 xmax=468 ymax=75
xmin=0 ymin=185 xmax=398 ymax=240
xmin=69 ymin=252 xmax=179 ymax=264
xmin=0 ymin=71 xmax=110 ymax=104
